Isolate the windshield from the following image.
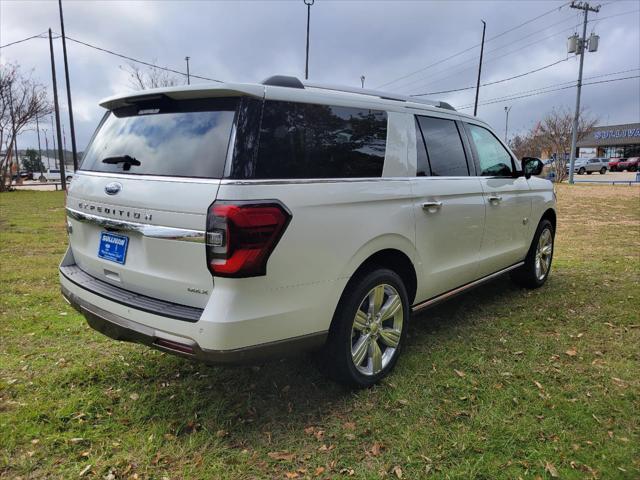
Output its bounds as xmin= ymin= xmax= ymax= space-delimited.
xmin=80 ymin=97 xmax=238 ymax=178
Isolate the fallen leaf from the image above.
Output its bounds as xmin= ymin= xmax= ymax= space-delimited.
xmin=343 ymin=422 xmax=356 ymax=430
xmin=314 ymin=466 xmax=325 ymax=476
xmin=129 ymin=393 xmax=139 ymax=401
xmin=268 ymin=451 xmax=295 ymax=462
xmin=370 ymin=441 xmax=384 ymax=456
xmin=79 ymin=464 xmax=92 ymax=477
xmin=392 ymin=465 xmax=403 ymax=478
xmin=565 ymin=348 xmax=577 ymax=357
xmin=545 ymin=462 xmax=559 ymax=478
xmin=534 ymin=381 xmax=544 ymax=391
xmin=454 ymin=369 xmax=466 ymax=378
xmin=285 ymin=472 xmax=299 ymax=479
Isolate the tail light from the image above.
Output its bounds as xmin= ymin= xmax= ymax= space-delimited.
xmin=205 ymin=200 xmax=292 ymax=278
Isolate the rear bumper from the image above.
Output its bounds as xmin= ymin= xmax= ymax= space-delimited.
xmin=62 ymin=282 xmax=326 ymax=365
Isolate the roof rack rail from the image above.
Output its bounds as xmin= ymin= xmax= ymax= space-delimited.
xmin=302 ymin=80 xmax=456 ymax=111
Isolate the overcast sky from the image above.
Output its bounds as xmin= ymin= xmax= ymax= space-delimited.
xmin=1 ymin=0 xmax=639 ymax=153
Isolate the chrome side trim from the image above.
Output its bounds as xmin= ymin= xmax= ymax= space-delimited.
xmin=220 ymin=177 xmax=410 ymax=185
xmin=411 ymin=262 xmax=525 ymax=312
xmin=66 ymin=208 xmax=205 ymax=243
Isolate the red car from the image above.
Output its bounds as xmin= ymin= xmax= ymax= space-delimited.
xmin=617 ymin=157 xmax=639 ymax=172
xmin=608 ymin=158 xmax=625 ymax=171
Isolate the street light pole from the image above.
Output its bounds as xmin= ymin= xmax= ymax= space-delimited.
xmin=361 ymin=75 xmax=365 ymax=88
xmin=473 ymin=20 xmax=486 ymax=117
xmin=304 ymin=0 xmax=314 ymax=80
xmin=48 ymin=28 xmax=67 ymax=191
xmin=185 ymin=56 xmax=190 ymax=85
xmin=504 ymin=105 xmax=512 ymax=143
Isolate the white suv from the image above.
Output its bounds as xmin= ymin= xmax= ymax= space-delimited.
xmin=60 ymin=76 xmax=555 ymax=386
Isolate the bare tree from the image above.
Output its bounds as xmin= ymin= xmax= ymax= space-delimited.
xmin=0 ymin=63 xmax=52 ymax=191
xmin=538 ymin=107 xmax=597 ymax=183
xmin=120 ymin=61 xmax=181 ymax=90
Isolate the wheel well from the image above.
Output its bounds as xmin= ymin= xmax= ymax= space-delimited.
xmin=351 ymin=249 xmax=417 ymax=304
xmin=541 ymin=208 xmax=556 ymax=231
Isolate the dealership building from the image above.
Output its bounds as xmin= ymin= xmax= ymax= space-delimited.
xmin=576 ymin=123 xmax=640 ymax=158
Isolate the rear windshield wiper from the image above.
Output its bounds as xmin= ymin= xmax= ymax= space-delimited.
xmin=101 ymin=155 xmax=141 ymax=171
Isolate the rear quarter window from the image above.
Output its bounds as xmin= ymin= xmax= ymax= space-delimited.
xmin=80 ymin=98 xmax=237 ymax=178
xmin=231 ymin=100 xmax=387 ymax=179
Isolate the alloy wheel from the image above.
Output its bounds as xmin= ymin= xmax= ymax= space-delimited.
xmin=350 ymin=284 xmax=403 ymax=376
xmin=535 ymin=228 xmax=553 ymax=281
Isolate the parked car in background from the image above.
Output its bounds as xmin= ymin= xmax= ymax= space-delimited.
xmin=37 ymin=168 xmax=73 ymax=182
xmin=566 ymin=157 xmax=608 ymax=175
xmin=59 ymin=75 xmax=556 ymax=386
xmin=608 ymin=158 xmax=625 ymax=172
xmin=616 ymin=157 xmax=639 ymax=172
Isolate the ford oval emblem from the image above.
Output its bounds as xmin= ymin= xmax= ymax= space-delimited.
xmin=105 ymin=182 xmax=122 ymax=195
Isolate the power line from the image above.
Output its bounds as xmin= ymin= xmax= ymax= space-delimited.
xmin=62 ymin=35 xmax=223 ymax=83
xmin=411 ymin=57 xmax=569 ymax=96
xmin=376 ymin=1 xmax=571 ymax=88
xmin=397 ymin=8 xmax=637 ymax=94
xmin=0 ymin=31 xmax=47 ymax=49
xmin=456 ymin=68 xmax=639 ymax=108
xmin=455 ymin=74 xmax=640 ymax=110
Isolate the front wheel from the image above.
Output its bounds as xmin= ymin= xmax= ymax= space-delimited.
xmin=511 ymin=219 xmax=554 ymax=289
xmin=323 ymin=268 xmax=409 ymax=387
xmin=600 ymin=167 xmax=606 ymax=174
xmin=39 ymin=175 xmax=47 ymax=183
xmin=578 ymin=167 xmax=586 ymax=175
xmin=66 ymin=176 xmax=72 ymax=181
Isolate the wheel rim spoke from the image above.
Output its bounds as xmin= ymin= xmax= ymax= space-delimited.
xmin=352 ymin=334 xmax=370 ymax=367
xmin=369 ymin=339 xmax=383 ymax=374
xmin=369 ymin=285 xmax=385 ymax=315
xmin=379 ymin=327 xmax=401 ymax=348
xmin=353 ymin=309 xmax=368 ymax=331
xmin=379 ymin=294 xmax=401 ymax=322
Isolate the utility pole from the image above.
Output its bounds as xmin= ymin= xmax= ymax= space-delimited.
xmin=58 ymin=0 xmax=79 ymax=172
xmin=43 ymin=131 xmax=51 ymax=169
xmin=185 ymin=56 xmax=190 ymax=85
xmin=567 ymin=1 xmax=600 ymax=185
xmin=473 ymin=20 xmax=486 ymax=117
xmin=504 ymin=105 xmax=512 ymax=143
xmin=36 ymin=115 xmax=43 ymax=167
xmin=361 ymin=75 xmax=365 ymax=88
xmin=50 ymin=115 xmax=57 ymax=166
xmin=48 ymin=28 xmax=67 ymax=191
xmin=304 ymin=0 xmax=314 ymax=80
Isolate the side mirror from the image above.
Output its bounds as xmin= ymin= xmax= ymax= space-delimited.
xmin=522 ymin=157 xmax=544 ymax=179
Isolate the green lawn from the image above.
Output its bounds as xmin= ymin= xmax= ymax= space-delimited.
xmin=1 ymin=186 xmax=638 ymax=479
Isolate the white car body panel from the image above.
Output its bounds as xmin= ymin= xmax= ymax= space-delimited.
xmin=60 ymin=80 xmax=556 ymax=360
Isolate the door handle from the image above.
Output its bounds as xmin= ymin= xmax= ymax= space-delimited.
xmin=422 ymin=201 xmax=443 ymax=212
xmin=487 ymin=194 xmax=502 ymax=204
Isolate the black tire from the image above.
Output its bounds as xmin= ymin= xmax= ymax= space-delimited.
xmin=511 ymin=219 xmax=554 ymax=289
xmin=578 ymin=167 xmax=586 ymax=175
xmin=66 ymin=176 xmax=72 ymax=181
xmin=599 ymin=167 xmax=606 ymax=174
xmin=39 ymin=175 xmax=47 ymax=183
xmin=323 ymin=268 xmax=410 ymax=387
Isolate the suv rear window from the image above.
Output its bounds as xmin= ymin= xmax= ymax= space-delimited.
xmin=80 ymin=98 xmax=237 ymax=178
xmin=240 ymin=101 xmax=387 ymax=179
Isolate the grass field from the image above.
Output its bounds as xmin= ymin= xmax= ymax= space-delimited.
xmin=1 ymin=185 xmax=638 ymax=479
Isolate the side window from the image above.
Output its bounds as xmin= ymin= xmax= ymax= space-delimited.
xmin=416 ymin=116 xmax=469 ymax=176
xmin=467 ymin=124 xmax=514 ymax=177
xmin=415 ymin=117 xmax=429 ymax=176
xmin=252 ymin=101 xmax=387 ymax=179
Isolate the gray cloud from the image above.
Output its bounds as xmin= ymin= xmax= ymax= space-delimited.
xmin=1 ymin=0 xmax=638 ymax=151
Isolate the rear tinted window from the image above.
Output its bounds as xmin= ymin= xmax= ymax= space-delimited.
xmin=416 ymin=116 xmax=469 ymax=176
xmin=80 ymin=98 xmax=237 ymax=178
xmin=243 ymin=101 xmax=387 ymax=179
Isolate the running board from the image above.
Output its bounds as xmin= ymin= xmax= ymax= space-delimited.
xmin=411 ymin=262 xmax=525 ymax=313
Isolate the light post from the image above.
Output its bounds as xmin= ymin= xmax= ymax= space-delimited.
xmin=304 ymin=0 xmax=314 ymax=80
xmin=504 ymin=105 xmax=512 ymax=143
xmin=185 ymin=56 xmax=191 ymax=85
xmin=361 ymin=75 xmax=365 ymax=88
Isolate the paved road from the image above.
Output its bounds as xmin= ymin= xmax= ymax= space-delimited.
xmin=573 ymin=171 xmax=638 ymax=183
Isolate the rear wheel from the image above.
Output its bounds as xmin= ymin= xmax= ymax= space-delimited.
xmin=599 ymin=167 xmax=606 ymax=174
xmin=578 ymin=167 xmax=586 ymax=174
xmin=39 ymin=175 xmax=47 ymax=183
xmin=511 ymin=219 xmax=554 ymax=289
xmin=66 ymin=176 xmax=72 ymax=181
xmin=324 ymin=268 xmax=409 ymax=387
